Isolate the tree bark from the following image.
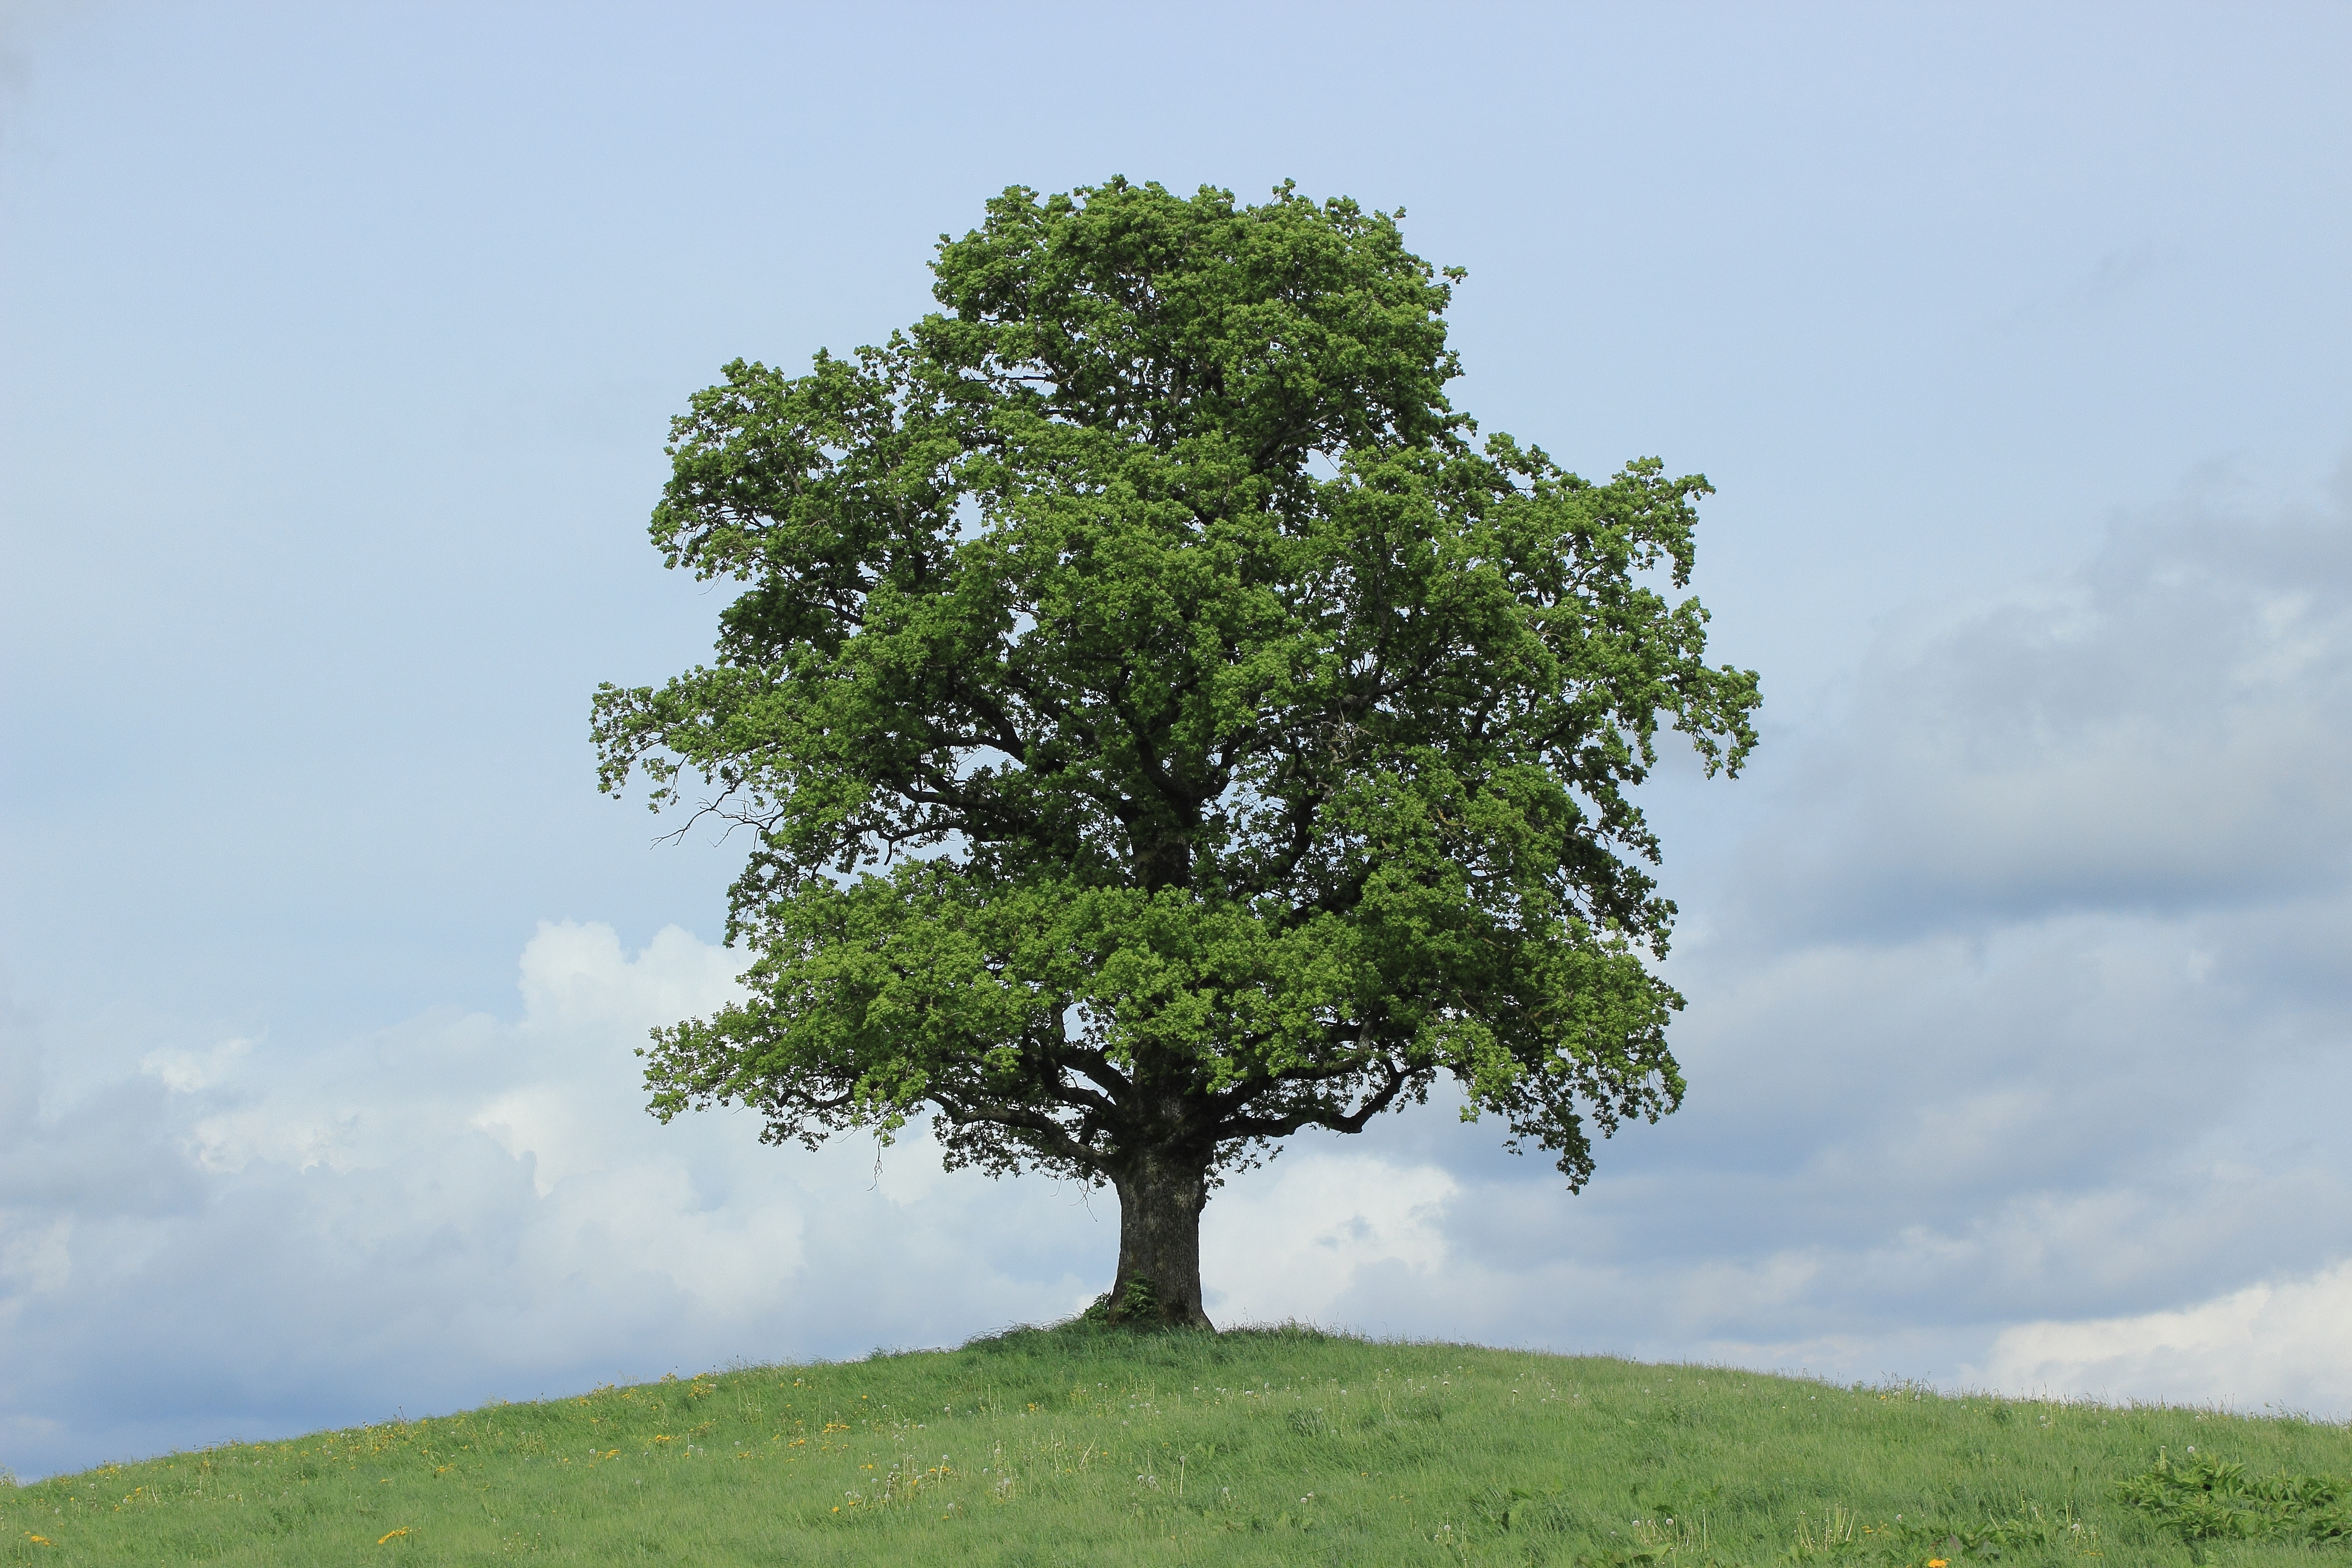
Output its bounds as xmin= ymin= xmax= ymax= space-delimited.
xmin=1107 ymin=1146 xmax=1215 ymax=1329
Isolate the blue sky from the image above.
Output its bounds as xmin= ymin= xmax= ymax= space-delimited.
xmin=4 ymin=1 xmax=2350 ymax=1480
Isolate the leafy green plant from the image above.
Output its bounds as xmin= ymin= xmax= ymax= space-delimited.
xmin=1080 ymin=1275 xmax=1166 ymax=1325
xmin=2119 ymin=1447 xmax=2350 ymax=1546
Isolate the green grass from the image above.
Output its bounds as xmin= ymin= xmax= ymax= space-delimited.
xmin=5 ymin=1323 xmax=2348 ymax=1565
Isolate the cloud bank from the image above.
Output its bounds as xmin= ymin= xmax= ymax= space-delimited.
xmin=1978 ymin=1261 xmax=2352 ymax=1416
xmin=0 ymin=925 xmax=1094 ymax=1477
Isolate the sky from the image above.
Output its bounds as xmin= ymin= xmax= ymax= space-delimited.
xmin=3 ymin=0 xmax=2350 ymax=1480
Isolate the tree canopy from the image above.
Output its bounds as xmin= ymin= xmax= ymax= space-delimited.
xmin=593 ymin=178 xmax=1761 ymax=1326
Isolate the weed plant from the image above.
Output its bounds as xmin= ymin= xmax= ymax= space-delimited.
xmin=4 ymin=1323 xmax=2347 ymax=1565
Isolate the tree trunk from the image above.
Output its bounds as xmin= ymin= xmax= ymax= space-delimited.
xmin=1107 ymin=1146 xmax=1215 ymax=1329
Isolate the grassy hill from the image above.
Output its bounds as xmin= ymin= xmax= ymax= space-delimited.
xmin=4 ymin=1323 xmax=2347 ymax=1565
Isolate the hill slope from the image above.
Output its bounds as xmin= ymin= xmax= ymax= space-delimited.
xmin=4 ymin=1324 xmax=2347 ymax=1565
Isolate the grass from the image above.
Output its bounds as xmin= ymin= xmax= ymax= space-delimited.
xmin=4 ymin=1323 xmax=2347 ymax=1565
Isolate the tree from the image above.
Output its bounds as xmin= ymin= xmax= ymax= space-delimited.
xmin=592 ymin=179 xmax=1761 ymax=1328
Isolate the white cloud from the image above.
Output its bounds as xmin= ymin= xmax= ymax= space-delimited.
xmin=138 ymin=1037 xmax=250 ymax=1094
xmin=1203 ymin=1152 xmax=1458 ymax=1328
xmin=1975 ymin=1261 xmax=2352 ymax=1415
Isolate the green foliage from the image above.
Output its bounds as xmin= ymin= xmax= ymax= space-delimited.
xmin=2119 ymin=1447 xmax=2350 ymax=1546
xmin=592 ymin=176 xmax=1760 ymax=1214
xmin=1079 ymin=1275 xmax=1165 ymax=1325
xmin=10 ymin=1333 xmax=2349 ymax=1565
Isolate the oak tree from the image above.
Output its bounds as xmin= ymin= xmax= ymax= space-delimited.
xmin=593 ymin=179 xmax=1760 ymax=1328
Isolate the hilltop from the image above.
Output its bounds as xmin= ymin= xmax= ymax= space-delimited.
xmin=4 ymin=1323 xmax=2347 ymax=1564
